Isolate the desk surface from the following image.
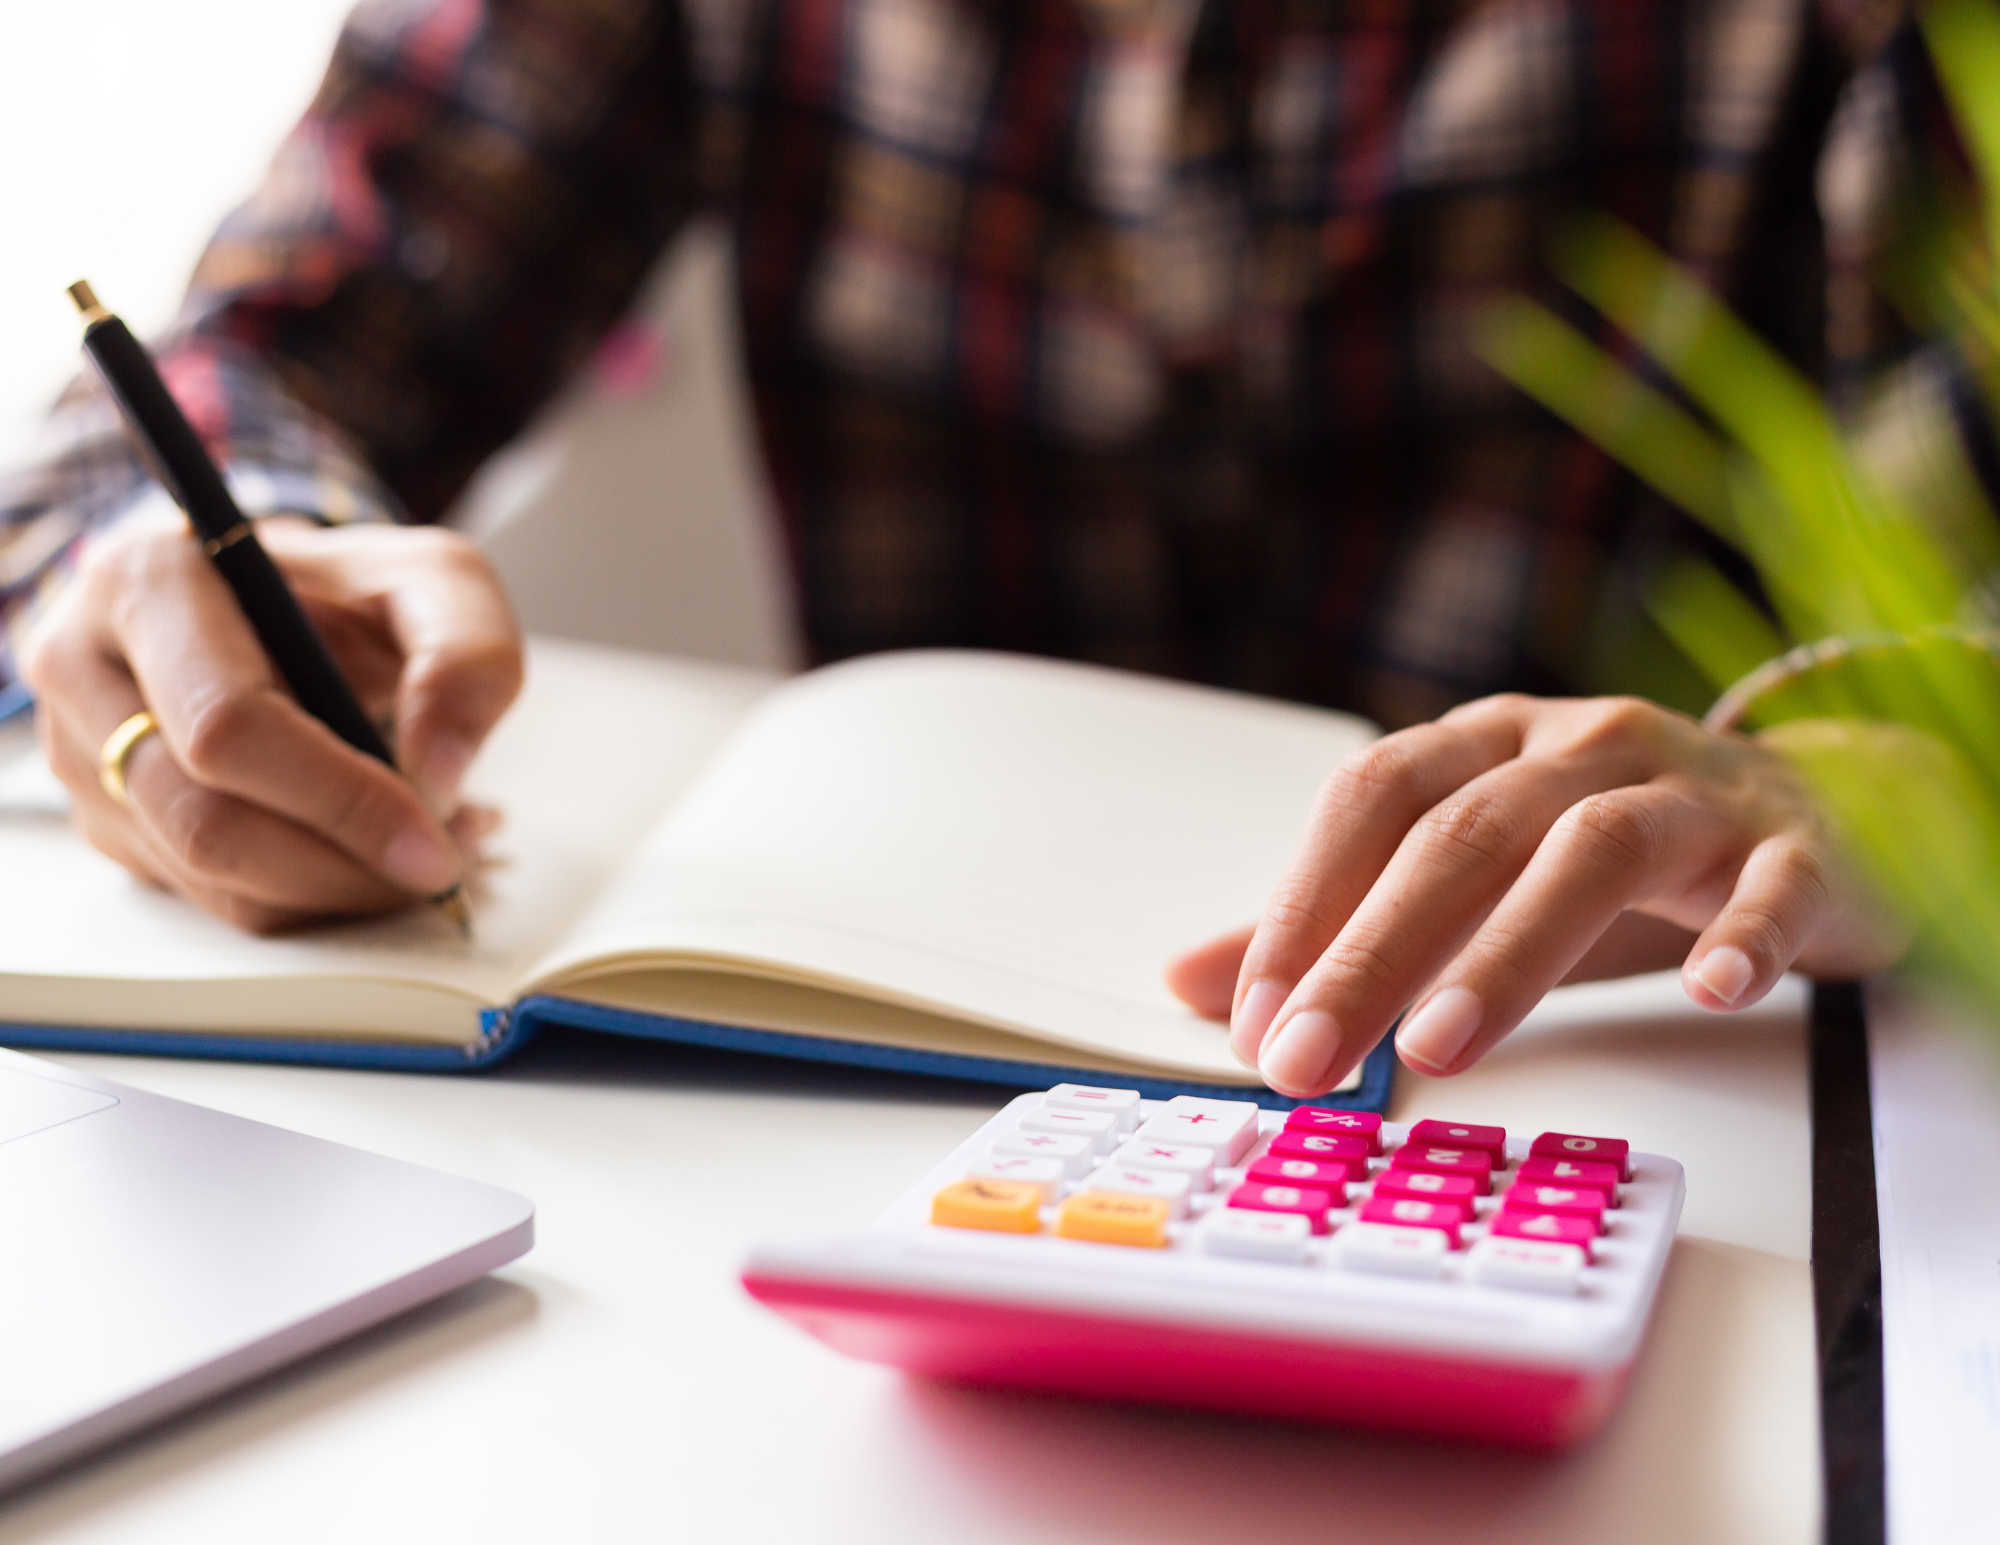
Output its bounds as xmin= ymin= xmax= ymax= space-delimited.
xmin=0 ymin=973 xmax=1818 ymax=1545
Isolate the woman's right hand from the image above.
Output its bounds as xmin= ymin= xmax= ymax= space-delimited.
xmin=20 ymin=511 xmax=524 ymax=934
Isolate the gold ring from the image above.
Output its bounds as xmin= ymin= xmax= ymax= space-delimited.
xmin=98 ymin=710 xmax=160 ymax=808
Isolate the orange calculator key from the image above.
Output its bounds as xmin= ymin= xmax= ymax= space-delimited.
xmin=1058 ymin=1191 xmax=1171 ymax=1248
xmin=931 ymin=1179 xmax=1044 ymax=1233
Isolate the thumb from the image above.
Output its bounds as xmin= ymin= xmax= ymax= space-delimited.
xmin=1165 ymin=925 xmax=1256 ymax=1021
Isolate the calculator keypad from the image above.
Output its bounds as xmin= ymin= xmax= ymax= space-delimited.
xmin=929 ymin=1084 xmax=1659 ymax=1300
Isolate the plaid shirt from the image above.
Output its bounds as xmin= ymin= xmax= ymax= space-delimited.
xmin=0 ymin=0 xmax=1945 ymax=725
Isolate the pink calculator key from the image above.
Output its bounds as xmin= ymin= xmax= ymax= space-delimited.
xmin=1406 ymin=1119 xmax=1506 ymax=1161
xmin=1530 ymin=1131 xmax=1632 ymax=1181
xmin=1491 ymin=1209 xmax=1597 ymax=1261
xmin=1226 ymin=1182 xmax=1336 ymax=1234
xmin=1267 ymin=1131 xmax=1371 ymax=1166
xmin=1245 ymin=1155 xmax=1352 ymax=1202
xmin=1356 ymin=1195 xmax=1466 ymax=1247
xmin=1388 ymin=1144 xmax=1494 ymax=1194
xmin=1501 ymin=1183 xmax=1608 ymax=1231
xmin=1283 ymin=1107 xmax=1384 ymax=1155
xmin=1371 ymin=1168 xmax=1480 ymax=1207
xmin=1516 ymin=1155 xmax=1621 ymax=1204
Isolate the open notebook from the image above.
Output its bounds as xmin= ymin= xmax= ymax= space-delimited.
xmin=0 ymin=641 xmax=1393 ymax=1108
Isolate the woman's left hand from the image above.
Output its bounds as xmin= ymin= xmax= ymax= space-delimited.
xmin=1166 ymin=695 xmax=1912 ymax=1097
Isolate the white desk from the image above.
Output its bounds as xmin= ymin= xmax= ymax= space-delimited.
xmin=0 ymin=972 xmax=1818 ymax=1545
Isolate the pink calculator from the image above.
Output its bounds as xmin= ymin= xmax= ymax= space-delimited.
xmin=742 ymin=1086 xmax=1684 ymax=1448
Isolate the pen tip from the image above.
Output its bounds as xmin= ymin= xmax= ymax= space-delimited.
xmin=433 ymin=884 xmax=474 ymax=938
xmin=67 ymin=280 xmax=108 ymax=325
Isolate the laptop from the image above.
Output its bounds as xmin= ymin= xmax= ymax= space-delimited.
xmin=0 ymin=1045 xmax=534 ymax=1491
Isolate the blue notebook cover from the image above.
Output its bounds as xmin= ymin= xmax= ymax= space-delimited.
xmin=0 ymin=996 xmax=1397 ymax=1112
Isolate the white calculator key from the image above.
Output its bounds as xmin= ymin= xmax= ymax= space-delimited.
xmin=1134 ymin=1097 xmax=1261 ymax=1164
xmin=967 ymin=1154 xmax=1065 ymax=1201
xmin=993 ymin=1130 xmax=1094 ymax=1177
xmin=1333 ymin=1222 xmax=1449 ymax=1279
xmin=1044 ymin=1083 xmax=1144 ymax=1132
xmin=1197 ymin=1207 xmax=1312 ymax=1262
xmin=1020 ymin=1107 xmax=1120 ymax=1154
xmin=1081 ymin=1164 xmax=1194 ymax=1218
xmin=1108 ymin=1139 xmax=1216 ymax=1190
xmin=1465 ymin=1235 xmax=1586 ymax=1296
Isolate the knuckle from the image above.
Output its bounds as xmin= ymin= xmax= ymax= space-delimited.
xmin=41 ymin=722 xmax=93 ymax=787
xmin=1416 ymin=789 xmax=1525 ymax=868
xmin=1567 ymin=696 xmax=1665 ymax=756
xmin=179 ymin=689 xmax=272 ymax=783
xmin=1459 ymin=921 xmax=1540 ymax=997
xmin=408 ymin=525 xmax=485 ymax=574
xmin=1314 ymin=935 xmax=1402 ymax=998
xmin=1260 ymin=879 xmax=1343 ymax=944
xmin=89 ymin=526 xmax=185 ymax=608
xmin=437 ymin=637 xmax=526 ymax=711
xmin=1461 ymin=691 xmax=1538 ymax=720
xmin=1768 ymin=840 xmax=1832 ymax=907
xmin=215 ymin=893 xmax=296 ymax=937
xmin=1324 ymin=737 xmax=1421 ymax=808
xmin=1731 ymin=907 xmax=1791 ymax=962
xmin=322 ymin=768 xmax=413 ymax=851
xmin=1555 ymin=792 xmax=1665 ymax=871
xmin=15 ymin=624 xmax=74 ymax=695
xmin=162 ymin=788 xmax=242 ymax=878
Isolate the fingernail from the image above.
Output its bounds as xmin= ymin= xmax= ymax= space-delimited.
xmin=1231 ymin=980 xmax=1287 ymax=1063
xmin=1260 ymin=1010 xmax=1340 ymax=1093
xmin=382 ymin=824 xmax=459 ymax=893
xmin=416 ymin=733 xmax=478 ymax=812
xmin=1397 ymin=986 xmax=1483 ymax=1074
xmin=1693 ymin=945 xmax=1755 ymax=1005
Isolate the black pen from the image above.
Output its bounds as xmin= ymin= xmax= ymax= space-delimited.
xmin=68 ymin=280 xmax=472 ymax=933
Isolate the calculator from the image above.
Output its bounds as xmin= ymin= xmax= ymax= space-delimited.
xmin=742 ymin=1085 xmax=1685 ymax=1448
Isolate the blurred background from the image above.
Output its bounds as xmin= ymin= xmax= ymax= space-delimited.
xmin=0 ymin=0 xmax=798 ymax=672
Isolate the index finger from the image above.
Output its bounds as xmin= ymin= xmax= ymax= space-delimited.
xmin=284 ymin=527 xmax=523 ymax=811
xmin=383 ymin=540 xmax=523 ymax=811
xmin=1228 ymin=699 xmax=1530 ymax=1064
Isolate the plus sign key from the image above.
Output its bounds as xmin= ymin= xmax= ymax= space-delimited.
xmin=1134 ymin=1097 xmax=1262 ymax=1164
